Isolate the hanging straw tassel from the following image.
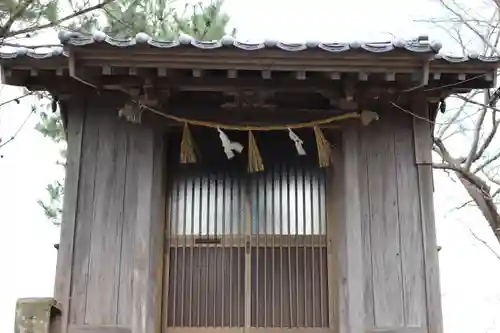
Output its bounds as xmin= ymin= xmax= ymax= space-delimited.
xmin=314 ymin=126 xmax=333 ymax=168
xmin=247 ymin=131 xmax=264 ymax=173
xmin=180 ymin=123 xmax=197 ymax=163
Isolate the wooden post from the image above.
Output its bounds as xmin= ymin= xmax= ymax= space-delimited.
xmin=412 ymin=95 xmax=443 ymax=333
xmin=330 ymin=128 xmax=366 ymax=333
xmin=131 ymin=127 xmax=166 ymax=333
xmin=53 ymin=98 xmax=84 ymax=333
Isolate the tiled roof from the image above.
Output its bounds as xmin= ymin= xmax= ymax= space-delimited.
xmin=0 ymin=30 xmax=498 ymax=63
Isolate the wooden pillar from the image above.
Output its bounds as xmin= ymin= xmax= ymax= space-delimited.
xmin=412 ymin=96 xmax=443 ymax=333
xmin=130 ymin=126 xmax=166 ymax=333
xmin=330 ymin=128 xmax=365 ymax=333
xmin=53 ymin=97 xmax=84 ymax=333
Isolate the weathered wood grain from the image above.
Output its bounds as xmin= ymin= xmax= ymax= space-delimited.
xmin=84 ymin=110 xmax=127 ymax=325
xmin=412 ymin=97 xmax=433 ymax=165
xmin=365 ymin=113 xmax=404 ymax=327
xmin=416 ymin=165 xmax=442 ymax=333
xmin=130 ymin=124 xmax=153 ymax=333
xmin=116 ymin=122 xmax=137 ymax=326
xmin=70 ymin=104 xmax=100 ymax=325
xmin=340 ymin=128 xmax=366 ymax=333
xmin=412 ymin=97 xmax=443 ymax=333
xmin=326 ymin=149 xmax=339 ymax=332
xmin=130 ymin=125 xmax=166 ymax=333
xmin=59 ymin=99 xmax=167 ymax=331
xmin=393 ymin=111 xmax=427 ymax=327
xmin=359 ymin=125 xmax=375 ymax=330
xmin=329 ymin=145 xmax=346 ymax=333
xmin=146 ymin=131 xmax=167 ymax=333
xmin=54 ymin=99 xmax=84 ymax=333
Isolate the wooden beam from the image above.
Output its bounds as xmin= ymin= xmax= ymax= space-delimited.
xmin=368 ymin=328 xmax=426 ymax=333
xmin=68 ymin=325 xmax=131 ymax=333
xmin=100 ymin=76 xmax=348 ymax=92
xmin=68 ymin=50 xmax=99 ymax=88
xmin=74 ymin=50 xmax=435 ymax=72
xmin=344 ymin=76 xmax=356 ymax=101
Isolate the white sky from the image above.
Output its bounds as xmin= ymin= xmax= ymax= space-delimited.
xmin=1 ymin=0 xmax=500 ymax=332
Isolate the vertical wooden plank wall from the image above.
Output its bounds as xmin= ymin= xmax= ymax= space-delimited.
xmin=330 ymin=128 xmax=364 ymax=333
xmin=337 ymin=101 xmax=441 ymax=333
xmin=54 ymin=97 xmax=84 ymax=333
xmin=53 ymin=96 xmax=166 ymax=333
xmin=412 ymin=99 xmax=443 ymax=333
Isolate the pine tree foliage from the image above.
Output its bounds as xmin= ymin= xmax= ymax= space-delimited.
xmin=0 ymin=0 xmax=235 ymax=225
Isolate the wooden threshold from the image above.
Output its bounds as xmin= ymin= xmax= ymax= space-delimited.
xmin=166 ymin=328 xmax=331 ymax=333
xmin=68 ymin=325 xmax=131 ymax=333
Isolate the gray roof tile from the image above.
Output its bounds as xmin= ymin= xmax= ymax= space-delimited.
xmin=0 ymin=30 xmax=498 ymax=63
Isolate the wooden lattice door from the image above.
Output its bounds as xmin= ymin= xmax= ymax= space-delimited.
xmin=163 ymin=131 xmax=332 ymax=333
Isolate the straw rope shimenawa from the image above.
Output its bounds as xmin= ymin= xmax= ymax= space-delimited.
xmin=130 ymin=102 xmax=380 ymax=171
xmin=140 ymin=103 xmax=376 ymax=130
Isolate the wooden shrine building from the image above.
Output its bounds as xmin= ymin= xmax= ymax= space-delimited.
xmin=2 ymin=32 xmax=499 ymax=333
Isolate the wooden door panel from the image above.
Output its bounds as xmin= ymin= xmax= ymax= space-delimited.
xmin=167 ymin=247 xmax=245 ymax=327
xmin=164 ymin=160 xmax=329 ymax=330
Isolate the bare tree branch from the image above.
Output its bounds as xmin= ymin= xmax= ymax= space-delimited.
xmin=437 ymin=91 xmax=480 ymax=138
xmin=464 ymin=90 xmax=489 ymax=169
xmin=465 ymin=224 xmax=500 ymax=261
xmin=0 ymin=92 xmax=34 ymax=107
xmin=453 ymin=94 xmax=500 ymax=114
xmin=474 ymin=108 xmax=499 ymax=160
xmin=433 ymin=135 xmax=500 ymax=243
xmin=0 ymin=106 xmax=35 ymax=150
xmin=474 ymin=150 xmax=500 ymax=173
xmin=439 ymin=0 xmax=500 ymax=56
xmin=426 ymin=1 xmax=500 ymax=243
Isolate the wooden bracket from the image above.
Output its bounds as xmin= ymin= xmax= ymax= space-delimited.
xmin=343 ymin=77 xmax=356 ymax=101
xmin=68 ymin=49 xmax=99 ymax=89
